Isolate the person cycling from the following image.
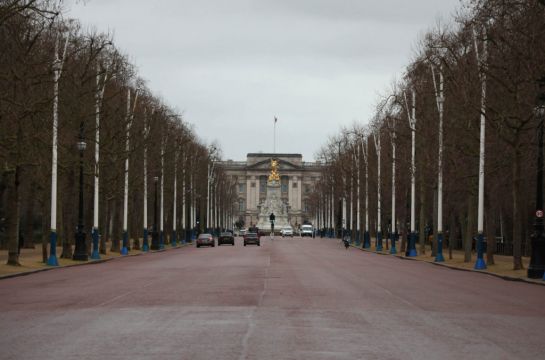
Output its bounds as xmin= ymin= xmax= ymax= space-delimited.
xmin=342 ymin=234 xmax=350 ymax=249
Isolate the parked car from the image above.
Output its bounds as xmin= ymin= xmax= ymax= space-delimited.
xmin=239 ymin=229 xmax=247 ymax=236
xmin=281 ymin=226 xmax=293 ymax=237
xmin=196 ymin=233 xmax=215 ymax=248
xmin=301 ymin=224 xmax=313 ymax=237
xmin=218 ymin=232 xmax=235 ymax=246
xmin=243 ymin=232 xmax=260 ymax=246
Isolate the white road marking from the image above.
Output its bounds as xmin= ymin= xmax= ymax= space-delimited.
xmin=238 ymin=253 xmax=270 ymax=360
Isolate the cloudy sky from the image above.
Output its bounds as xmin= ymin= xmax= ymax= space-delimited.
xmin=67 ymin=0 xmax=461 ymax=161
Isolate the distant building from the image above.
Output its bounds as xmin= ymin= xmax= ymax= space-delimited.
xmin=219 ymin=153 xmax=322 ymax=228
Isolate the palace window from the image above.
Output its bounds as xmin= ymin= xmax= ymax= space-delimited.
xmin=281 ymin=176 xmax=289 ymax=193
xmin=259 ymin=176 xmax=267 ymax=193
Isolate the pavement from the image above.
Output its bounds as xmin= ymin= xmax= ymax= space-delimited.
xmin=349 ymin=241 xmax=543 ymax=285
xmin=1 ymin=236 xmax=544 ymax=360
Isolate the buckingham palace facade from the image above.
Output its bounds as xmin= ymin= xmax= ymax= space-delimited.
xmin=219 ymin=153 xmax=322 ymax=228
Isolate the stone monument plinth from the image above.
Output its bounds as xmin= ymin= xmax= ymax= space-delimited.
xmin=256 ymin=180 xmax=289 ymax=231
xmin=256 ymin=159 xmax=290 ymax=232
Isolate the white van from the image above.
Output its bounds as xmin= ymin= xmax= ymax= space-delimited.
xmin=301 ymin=224 xmax=313 ymax=237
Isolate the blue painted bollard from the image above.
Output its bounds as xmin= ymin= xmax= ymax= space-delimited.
xmin=47 ymin=231 xmax=59 ymax=266
xmin=171 ymin=230 xmax=177 ymax=247
xmin=91 ymin=227 xmax=101 ymax=259
xmin=142 ymin=228 xmax=149 ymax=252
xmin=121 ymin=231 xmax=129 ymax=255
xmin=390 ymin=232 xmax=397 ymax=254
xmin=474 ymin=233 xmax=486 ymax=270
xmin=435 ymin=232 xmax=445 ymax=262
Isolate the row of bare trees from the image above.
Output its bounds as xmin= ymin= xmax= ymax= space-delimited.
xmin=309 ymin=0 xmax=545 ymax=270
xmin=0 ymin=1 xmax=236 ymax=266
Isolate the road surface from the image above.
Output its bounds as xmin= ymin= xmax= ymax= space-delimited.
xmin=1 ymin=237 xmax=544 ymax=359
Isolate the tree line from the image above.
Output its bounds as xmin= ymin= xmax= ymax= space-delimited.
xmin=0 ymin=1 xmax=236 ymax=266
xmin=309 ymin=0 xmax=545 ymax=270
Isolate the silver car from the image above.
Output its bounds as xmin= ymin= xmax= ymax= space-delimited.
xmin=281 ymin=227 xmax=293 ymax=237
xmin=196 ymin=233 xmax=215 ymax=248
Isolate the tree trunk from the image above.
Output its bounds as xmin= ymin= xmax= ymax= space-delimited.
xmin=131 ymin=222 xmax=141 ymax=250
xmin=101 ymin=196 xmax=111 ymax=255
xmin=86 ymin=190 xmax=93 ymax=256
xmin=400 ymin=217 xmax=407 ymax=254
xmin=448 ymin=212 xmax=456 ymax=260
xmin=131 ymin=200 xmax=140 ymax=250
xmin=59 ymin=192 xmax=71 ymax=259
xmin=385 ymin=213 xmax=389 ymax=250
xmin=486 ymin=202 xmax=496 ymax=265
xmin=464 ymin=195 xmax=475 ymax=263
xmin=60 ymin=168 xmax=75 ymax=259
xmin=23 ymin=181 xmax=35 ymax=249
xmin=110 ymin=197 xmax=120 ymax=252
xmin=432 ymin=187 xmax=438 ymax=257
xmin=0 ymin=177 xmax=5 ymax=241
xmin=419 ymin=179 xmax=426 ymax=255
xmin=41 ymin=206 xmax=48 ymax=263
xmin=37 ymin=184 xmax=49 ymax=263
xmin=5 ymin=167 xmax=21 ymax=266
xmin=399 ymin=188 xmax=408 ymax=254
xmin=512 ymin=148 xmax=523 ymax=270
xmin=521 ymin=187 xmax=530 ymax=257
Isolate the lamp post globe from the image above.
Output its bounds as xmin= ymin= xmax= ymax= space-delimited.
xmin=151 ymin=176 xmax=160 ymax=250
xmin=73 ymin=125 xmax=88 ymax=261
xmin=528 ymin=76 xmax=545 ymax=279
xmin=77 ymin=141 xmax=86 ymax=152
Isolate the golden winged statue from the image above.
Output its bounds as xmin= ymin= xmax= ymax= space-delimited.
xmin=268 ymin=159 xmax=280 ymax=182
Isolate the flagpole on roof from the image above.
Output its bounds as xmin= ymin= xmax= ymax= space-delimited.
xmin=274 ymin=116 xmax=277 ymax=154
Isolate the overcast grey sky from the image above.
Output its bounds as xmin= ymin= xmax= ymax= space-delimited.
xmin=67 ymin=0 xmax=461 ymax=161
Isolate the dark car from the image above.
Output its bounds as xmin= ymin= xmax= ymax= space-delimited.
xmin=218 ymin=232 xmax=235 ymax=246
xmin=196 ymin=233 xmax=215 ymax=248
xmin=243 ymin=232 xmax=260 ymax=246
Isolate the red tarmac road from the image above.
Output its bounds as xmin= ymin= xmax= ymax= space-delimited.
xmin=1 ymin=237 xmax=545 ymax=360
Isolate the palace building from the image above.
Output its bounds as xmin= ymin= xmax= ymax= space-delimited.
xmin=219 ymin=153 xmax=322 ymax=228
